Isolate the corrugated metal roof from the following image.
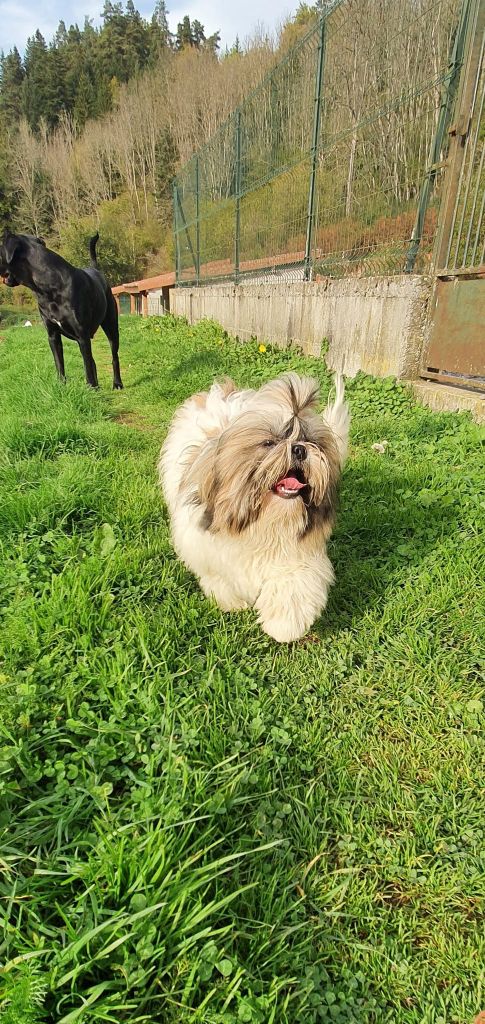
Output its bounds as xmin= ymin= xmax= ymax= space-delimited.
xmin=112 ymin=251 xmax=306 ymax=294
xmin=112 ymin=271 xmax=175 ymax=295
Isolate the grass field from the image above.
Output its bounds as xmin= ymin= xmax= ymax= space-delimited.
xmin=0 ymin=315 xmax=483 ymax=1024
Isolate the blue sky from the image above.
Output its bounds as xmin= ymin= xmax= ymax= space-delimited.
xmin=1 ymin=0 xmax=295 ymax=54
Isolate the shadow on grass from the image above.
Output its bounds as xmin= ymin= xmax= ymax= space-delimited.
xmin=169 ymin=348 xmax=230 ymax=381
xmin=126 ymin=353 xmax=228 ymax=397
xmin=317 ymin=456 xmax=457 ymax=635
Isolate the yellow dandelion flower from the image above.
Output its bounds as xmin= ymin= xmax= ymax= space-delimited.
xmin=258 ymin=344 xmax=267 ymax=353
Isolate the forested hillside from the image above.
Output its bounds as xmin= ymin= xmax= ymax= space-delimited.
xmin=0 ymin=2 xmax=312 ymax=283
xmin=0 ymin=0 xmax=458 ymax=290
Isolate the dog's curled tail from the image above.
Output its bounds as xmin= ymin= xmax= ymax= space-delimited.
xmin=324 ymin=374 xmax=351 ymax=468
xmin=89 ymin=232 xmax=100 ymax=266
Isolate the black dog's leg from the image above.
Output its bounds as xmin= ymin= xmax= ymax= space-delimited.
xmin=78 ymin=338 xmax=99 ymax=388
xmin=46 ymin=325 xmax=66 ymax=381
xmin=101 ymin=295 xmax=123 ymax=390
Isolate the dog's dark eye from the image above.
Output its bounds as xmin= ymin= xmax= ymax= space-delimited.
xmin=262 ymin=439 xmax=276 ymax=448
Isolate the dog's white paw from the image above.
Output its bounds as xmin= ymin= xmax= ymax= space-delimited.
xmin=260 ymin=615 xmax=308 ymax=643
xmin=199 ymin=575 xmax=249 ymax=612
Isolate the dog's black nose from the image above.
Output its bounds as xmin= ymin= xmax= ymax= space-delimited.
xmin=292 ymin=443 xmax=307 ymax=461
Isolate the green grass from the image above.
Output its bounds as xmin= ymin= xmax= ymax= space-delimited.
xmin=0 ymin=315 xmax=483 ymax=1024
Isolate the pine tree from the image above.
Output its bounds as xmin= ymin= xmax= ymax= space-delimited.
xmin=191 ymin=19 xmax=205 ymax=47
xmin=101 ymin=0 xmax=124 ymax=20
xmin=204 ymin=31 xmax=221 ymax=55
xmin=98 ymin=3 xmax=128 ymax=81
xmin=0 ymin=48 xmax=25 ymax=127
xmin=74 ymin=70 xmax=96 ymax=127
xmin=175 ymin=16 xmax=194 ymax=50
xmin=81 ymin=18 xmax=95 ymax=41
xmin=0 ymin=113 xmax=13 ymax=229
xmin=80 ymin=28 xmax=103 ymax=118
xmin=93 ymin=75 xmax=113 ymax=116
xmin=152 ymin=0 xmax=169 ymax=37
xmin=54 ymin=20 xmax=68 ymax=47
xmin=149 ymin=0 xmax=171 ymax=58
xmin=44 ymin=46 xmax=69 ymax=126
xmin=22 ymin=31 xmax=50 ymax=130
xmin=124 ymin=0 xmax=151 ymax=76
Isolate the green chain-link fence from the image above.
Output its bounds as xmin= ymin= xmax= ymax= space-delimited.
xmin=174 ymin=0 xmax=469 ymax=286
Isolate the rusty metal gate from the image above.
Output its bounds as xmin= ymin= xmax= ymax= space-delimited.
xmin=423 ymin=0 xmax=485 ymax=389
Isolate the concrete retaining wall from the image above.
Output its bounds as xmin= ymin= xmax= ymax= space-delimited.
xmin=171 ymin=276 xmax=432 ymax=379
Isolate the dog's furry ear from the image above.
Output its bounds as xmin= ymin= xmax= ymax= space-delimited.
xmin=3 ymin=232 xmax=20 ymax=264
xmin=183 ymin=439 xmax=219 ymax=528
xmin=323 ymin=375 xmax=350 ymax=468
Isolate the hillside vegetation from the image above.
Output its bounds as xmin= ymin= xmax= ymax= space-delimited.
xmin=0 ymin=0 xmax=457 ymax=285
xmin=0 ymin=0 xmax=298 ymax=280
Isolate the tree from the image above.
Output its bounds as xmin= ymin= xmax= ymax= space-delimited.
xmin=153 ymin=0 xmax=169 ymax=33
xmin=22 ymin=31 xmax=50 ymax=129
xmin=44 ymin=46 xmax=69 ymax=127
xmin=175 ymin=16 xmax=194 ymax=50
xmin=10 ymin=119 xmax=52 ymax=234
xmin=98 ymin=2 xmax=128 ymax=80
xmin=74 ymin=71 xmax=96 ymax=127
xmin=204 ymin=31 xmax=221 ymax=56
xmin=191 ymin=20 xmax=205 ymax=47
xmin=54 ymin=20 xmax=68 ymax=47
xmin=155 ymin=126 xmax=178 ymax=215
xmin=94 ymin=76 xmax=114 ymax=116
xmin=174 ymin=16 xmax=219 ymax=54
xmin=124 ymin=0 xmax=151 ymax=75
xmin=20 ymin=30 xmax=69 ymax=130
xmin=0 ymin=48 xmax=25 ymax=127
xmin=0 ymin=114 xmax=14 ymax=229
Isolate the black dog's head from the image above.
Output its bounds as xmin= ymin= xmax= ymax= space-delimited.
xmin=0 ymin=230 xmax=46 ymax=286
xmin=0 ymin=230 xmax=21 ymax=286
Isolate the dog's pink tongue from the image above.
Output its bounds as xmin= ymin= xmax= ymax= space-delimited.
xmin=276 ymin=476 xmax=305 ymax=491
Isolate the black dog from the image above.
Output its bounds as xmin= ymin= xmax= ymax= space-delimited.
xmin=0 ymin=230 xmax=123 ymax=389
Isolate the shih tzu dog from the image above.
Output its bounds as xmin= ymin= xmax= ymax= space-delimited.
xmin=159 ymin=372 xmax=350 ymax=642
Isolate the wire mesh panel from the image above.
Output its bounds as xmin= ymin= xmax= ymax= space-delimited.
xmin=174 ymin=0 xmax=466 ymax=286
xmin=445 ymin=21 xmax=485 ymax=270
xmin=313 ymin=0 xmax=459 ymax=277
xmin=420 ymin=0 xmax=484 ymax=388
xmin=235 ymin=26 xmax=322 ymax=279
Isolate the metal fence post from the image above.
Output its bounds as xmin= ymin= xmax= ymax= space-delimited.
xmin=304 ymin=15 xmax=326 ymax=282
xmin=404 ymin=0 xmax=472 ymax=273
xmin=195 ymin=157 xmax=200 ymax=285
xmin=234 ymin=110 xmax=242 ymax=284
xmin=432 ymin=0 xmax=483 ymax=271
xmin=173 ymin=181 xmax=180 ymax=284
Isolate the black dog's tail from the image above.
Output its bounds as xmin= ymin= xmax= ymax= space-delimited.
xmin=89 ymin=232 xmax=100 ymax=266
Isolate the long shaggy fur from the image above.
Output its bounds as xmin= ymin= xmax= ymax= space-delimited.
xmin=159 ymin=372 xmax=350 ymax=642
